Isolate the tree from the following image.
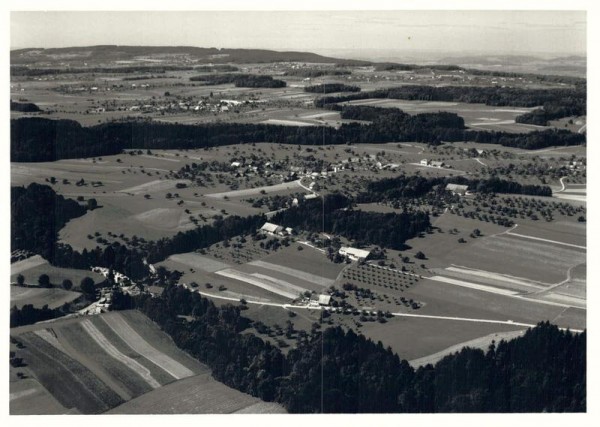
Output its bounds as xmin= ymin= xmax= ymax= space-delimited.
xmin=38 ymin=274 xmax=51 ymax=288
xmin=62 ymin=279 xmax=73 ymax=291
xmin=414 ymin=251 xmax=426 ymax=260
xmin=87 ymin=198 xmax=98 ymax=210
xmin=80 ymin=277 xmax=96 ymax=296
xmin=16 ymin=274 xmax=25 ymax=286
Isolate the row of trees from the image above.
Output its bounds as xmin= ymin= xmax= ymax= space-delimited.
xmin=118 ymin=285 xmax=586 ymax=413
xmin=304 ymin=83 xmax=361 ymax=93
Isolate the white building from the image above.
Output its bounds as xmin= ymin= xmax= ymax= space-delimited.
xmin=420 ymin=159 xmax=429 ymax=166
xmin=318 ymin=295 xmax=332 ymax=306
xmin=445 ymin=183 xmax=469 ymax=196
xmin=339 ymin=246 xmax=372 ymax=261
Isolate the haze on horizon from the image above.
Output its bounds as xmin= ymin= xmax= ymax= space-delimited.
xmin=11 ymin=10 xmax=586 ymax=60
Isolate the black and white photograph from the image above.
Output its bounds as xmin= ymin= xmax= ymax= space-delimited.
xmin=4 ymin=0 xmax=595 ymax=421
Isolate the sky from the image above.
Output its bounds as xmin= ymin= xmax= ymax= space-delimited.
xmin=10 ymin=10 xmax=586 ymax=57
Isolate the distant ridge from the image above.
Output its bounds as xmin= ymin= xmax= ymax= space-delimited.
xmin=10 ymin=45 xmax=371 ymax=66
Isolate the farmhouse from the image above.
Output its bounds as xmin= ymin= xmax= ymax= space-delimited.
xmin=259 ymin=222 xmax=290 ymax=236
xmin=339 ymin=246 xmax=372 ymax=261
xmin=304 ymin=193 xmax=318 ymax=200
xmin=420 ymin=159 xmax=429 ymax=166
xmin=446 ymin=183 xmax=469 ymax=196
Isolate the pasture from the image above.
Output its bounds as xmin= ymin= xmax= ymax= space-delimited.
xmin=11 ymin=286 xmax=82 ymax=309
xmin=10 ymin=255 xmax=105 ymax=291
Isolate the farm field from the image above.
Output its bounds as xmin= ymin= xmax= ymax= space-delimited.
xmin=108 ymin=373 xmax=287 ymax=414
xmin=257 ymin=244 xmax=346 ymax=280
xmin=11 ymin=286 xmax=82 ymax=309
xmin=10 ymin=310 xmax=243 ymax=414
xmin=9 ymin=377 xmax=73 ymax=415
xmin=408 ymin=329 xmax=527 ymax=367
xmin=353 ymin=315 xmax=526 ymax=361
xmin=342 ymin=98 xmax=544 ymax=133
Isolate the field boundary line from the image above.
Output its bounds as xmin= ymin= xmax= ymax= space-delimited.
xmin=505 ymin=231 xmax=586 ymax=250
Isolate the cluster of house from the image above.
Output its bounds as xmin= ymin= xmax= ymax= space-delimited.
xmin=420 ymin=159 xmax=446 ymax=168
xmin=566 ymin=160 xmax=585 ymax=171
xmin=229 ymin=159 xmax=298 ymax=183
xmin=91 ymin=266 xmax=131 ymax=286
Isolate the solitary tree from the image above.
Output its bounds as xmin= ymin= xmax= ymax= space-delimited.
xmin=87 ymin=198 xmax=98 ymax=210
xmin=38 ymin=274 xmax=51 ymax=288
xmin=80 ymin=277 xmax=96 ymax=296
xmin=62 ymin=279 xmax=73 ymax=291
xmin=16 ymin=274 xmax=25 ymax=286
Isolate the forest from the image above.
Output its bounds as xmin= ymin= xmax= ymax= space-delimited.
xmin=316 ymin=84 xmax=585 ymax=110
xmin=113 ymin=285 xmax=586 ymax=413
xmin=11 ymin=183 xmax=88 ymax=261
xmin=272 ymin=193 xmax=431 ymax=250
xmin=13 ymin=112 xmax=584 ymax=163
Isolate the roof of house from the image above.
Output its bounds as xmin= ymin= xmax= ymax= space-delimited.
xmin=339 ymin=246 xmax=372 ymax=259
xmin=260 ymin=222 xmax=283 ymax=233
xmin=446 ymin=183 xmax=469 ymax=191
xmin=318 ymin=295 xmax=332 ymax=305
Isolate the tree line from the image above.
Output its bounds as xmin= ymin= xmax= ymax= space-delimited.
xmin=11 ymin=101 xmax=41 ymax=112
xmin=284 ymin=69 xmax=351 ymax=78
xmin=304 ymin=83 xmax=361 ymax=93
xmin=359 ymin=175 xmax=552 ymax=203
xmin=115 ymin=285 xmax=585 ymax=413
xmin=189 ymin=73 xmax=286 ymax=88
